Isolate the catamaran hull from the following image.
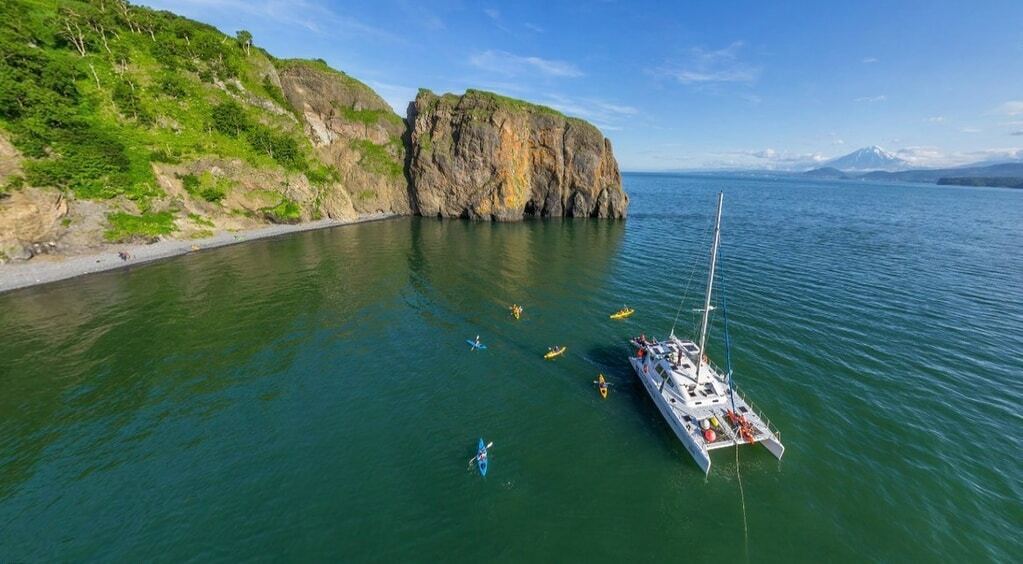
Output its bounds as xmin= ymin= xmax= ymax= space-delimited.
xmin=630 ymin=357 xmax=712 ymax=474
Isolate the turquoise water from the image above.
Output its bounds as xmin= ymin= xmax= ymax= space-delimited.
xmin=1 ymin=174 xmax=1021 ymax=561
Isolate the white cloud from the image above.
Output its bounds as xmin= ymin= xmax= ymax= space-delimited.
xmin=690 ymin=148 xmax=826 ymax=170
xmin=524 ymin=22 xmax=545 ymax=33
xmin=997 ymin=100 xmax=1023 ymax=116
xmin=926 ymin=116 xmax=945 ymax=123
xmin=469 ymin=50 xmax=583 ymax=77
xmin=484 ymin=8 xmax=500 ymax=20
xmin=960 ymin=127 xmax=982 ymax=133
xmin=895 ymin=146 xmax=1023 ymax=167
xmin=862 ymin=57 xmax=878 ymax=64
xmin=854 ymin=95 xmax=886 ymax=103
xmin=535 ymin=93 xmax=638 ymax=133
xmin=653 ymin=41 xmax=760 ymax=85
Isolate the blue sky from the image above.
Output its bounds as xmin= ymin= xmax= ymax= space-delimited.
xmin=142 ymin=0 xmax=1023 ymax=170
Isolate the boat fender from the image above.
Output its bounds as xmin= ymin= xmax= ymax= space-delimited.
xmin=700 ymin=418 xmax=710 ymax=430
xmin=703 ymin=429 xmax=716 ymax=442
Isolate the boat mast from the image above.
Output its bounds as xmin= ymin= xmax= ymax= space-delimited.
xmin=695 ymin=192 xmax=723 ymax=384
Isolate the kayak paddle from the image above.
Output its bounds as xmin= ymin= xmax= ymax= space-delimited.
xmin=467 ymin=441 xmax=494 ymax=468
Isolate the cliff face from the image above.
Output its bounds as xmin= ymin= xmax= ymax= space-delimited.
xmin=0 ymin=1 xmax=627 ymax=264
xmin=407 ymin=90 xmax=627 ymax=220
xmin=276 ymin=61 xmax=411 ymax=216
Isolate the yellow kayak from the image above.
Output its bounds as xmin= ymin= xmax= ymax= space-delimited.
xmin=509 ymin=305 xmax=522 ymax=319
xmin=598 ymin=374 xmax=608 ymax=399
xmin=609 ymin=307 xmax=634 ymax=320
xmin=544 ymin=346 xmax=566 ymax=360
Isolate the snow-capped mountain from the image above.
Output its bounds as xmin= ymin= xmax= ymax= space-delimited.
xmin=823 ymin=146 xmax=909 ymax=172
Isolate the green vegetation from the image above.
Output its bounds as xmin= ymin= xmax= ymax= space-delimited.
xmin=211 ymin=101 xmax=249 ymax=137
xmin=179 ymin=172 xmax=230 ymax=202
xmin=188 ymin=212 xmax=214 ymax=227
xmin=335 ymin=104 xmax=402 ymax=128
xmin=464 ymin=89 xmax=566 ymax=118
xmin=2 ymin=175 xmax=25 ymax=198
xmin=417 ymin=131 xmax=432 ymax=154
xmin=247 ymin=124 xmax=302 ymax=168
xmin=350 ymin=138 xmax=403 ymax=178
xmin=104 ymin=210 xmax=176 ymax=241
xmin=271 ymin=57 xmax=337 ymax=74
xmin=0 ymin=0 xmax=323 ymax=207
xmin=263 ymin=198 xmax=301 ymax=223
xmin=305 ymin=164 xmax=340 ymax=186
xmin=261 ymin=74 xmax=288 ymax=108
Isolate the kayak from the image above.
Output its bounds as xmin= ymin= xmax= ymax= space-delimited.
xmin=544 ymin=346 xmax=566 ymax=360
xmin=466 ymin=339 xmax=487 ymax=350
xmin=509 ymin=305 xmax=522 ymax=319
xmin=598 ymin=374 xmax=608 ymax=399
xmin=477 ymin=438 xmax=488 ymax=476
xmin=610 ymin=307 xmax=635 ymax=320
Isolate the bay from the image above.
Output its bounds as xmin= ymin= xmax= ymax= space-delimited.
xmin=1 ymin=174 xmax=1020 ymax=561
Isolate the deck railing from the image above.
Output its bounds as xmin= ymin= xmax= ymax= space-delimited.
xmin=730 ymin=383 xmax=782 ymax=440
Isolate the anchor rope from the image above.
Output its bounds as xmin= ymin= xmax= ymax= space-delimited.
xmin=720 ymin=243 xmax=749 ymax=552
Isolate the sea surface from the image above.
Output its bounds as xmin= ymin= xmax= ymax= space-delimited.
xmin=1 ymin=174 xmax=1021 ymax=561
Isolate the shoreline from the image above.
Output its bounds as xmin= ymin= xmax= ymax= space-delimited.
xmin=0 ymin=213 xmax=396 ymax=295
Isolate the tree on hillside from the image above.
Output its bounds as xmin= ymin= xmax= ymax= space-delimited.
xmin=236 ymin=30 xmax=252 ymax=56
xmin=57 ymin=7 xmax=89 ymax=56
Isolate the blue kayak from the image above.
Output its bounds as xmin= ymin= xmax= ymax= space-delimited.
xmin=466 ymin=339 xmax=487 ymax=350
xmin=477 ymin=438 xmax=488 ymax=476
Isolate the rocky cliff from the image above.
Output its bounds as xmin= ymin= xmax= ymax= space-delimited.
xmin=0 ymin=0 xmax=626 ymax=264
xmin=276 ymin=60 xmax=411 ymax=216
xmin=407 ymin=90 xmax=627 ymax=220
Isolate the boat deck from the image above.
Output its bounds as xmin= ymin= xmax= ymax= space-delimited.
xmin=629 ymin=335 xmax=784 ymax=472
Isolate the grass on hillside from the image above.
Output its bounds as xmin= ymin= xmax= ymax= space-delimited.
xmin=104 ymin=210 xmax=176 ymax=241
xmin=0 ymin=0 xmax=323 ymax=207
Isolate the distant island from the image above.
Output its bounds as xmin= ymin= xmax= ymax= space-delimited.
xmin=935 ymin=177 xmax=1023 ymax=189
xmin=0 ymin=0 xmax=627 ymax=265
xmin=802 ymin=150 xmax=1023 ymax=188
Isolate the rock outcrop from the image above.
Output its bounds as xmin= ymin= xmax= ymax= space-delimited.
xmin=407 ymin=89 xmax=627 ymax=220
xmin=0 ymin=1 xmax=630 ymax=266
xmin=276 ymin=60 xmax=410 ymax=216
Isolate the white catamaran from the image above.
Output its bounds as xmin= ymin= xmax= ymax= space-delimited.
xmin=628 ymin=192 xmax=784 ymax=474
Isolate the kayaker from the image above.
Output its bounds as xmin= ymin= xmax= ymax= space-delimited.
xmin=474 ymin=335 xmax=481 ymax=348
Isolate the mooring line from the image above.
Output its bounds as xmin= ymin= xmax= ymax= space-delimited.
xmin=736 ymin=445 xmax=749 ymax=556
